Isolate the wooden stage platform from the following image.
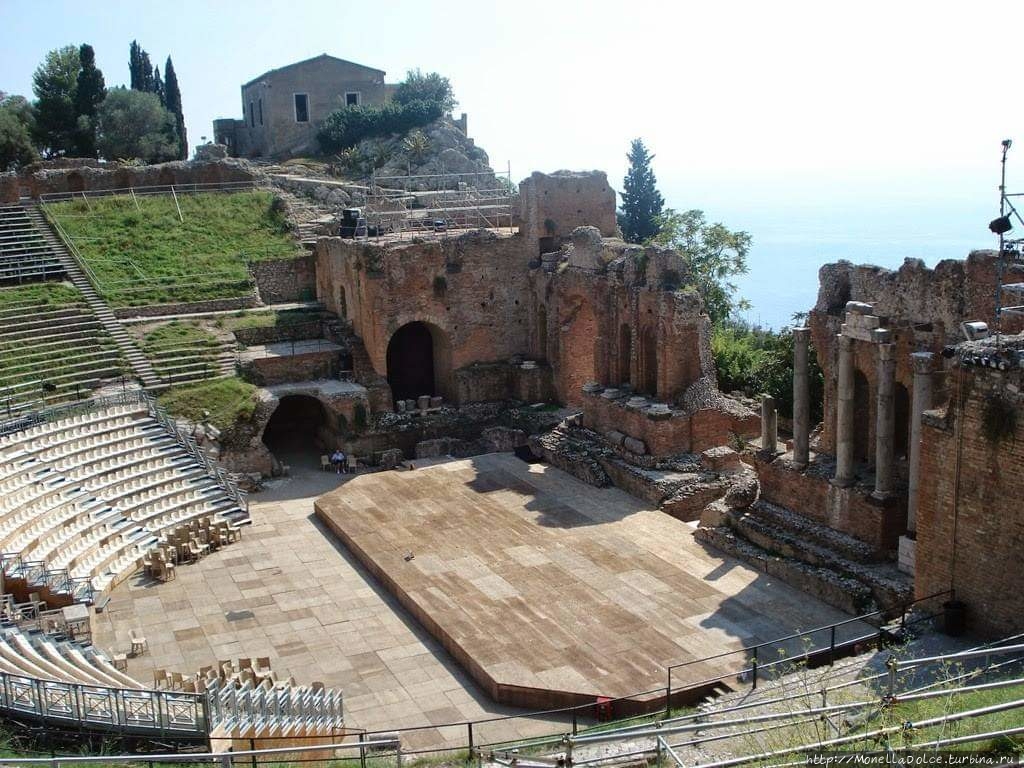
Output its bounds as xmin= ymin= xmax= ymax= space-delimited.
xmin=314 ymin=454 xmax=869 ymax=712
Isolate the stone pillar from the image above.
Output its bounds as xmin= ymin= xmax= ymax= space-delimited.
xmin=792 ymin=327 xmax=811 ymax=468
xmin=872 ymin=343 xmax=896 ymax=499
xmin=833 ymin=334 xmax=855 ymax=486
xmin=906 ymin=351 xmax=935 ymax=533
xmin=761 ymin=394 xmax=778 ymax=454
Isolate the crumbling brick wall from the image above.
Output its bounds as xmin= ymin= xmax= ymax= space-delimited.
xmin=809 ymin=252 xmax=1023 ymax=456
xmin=915 ymin=342 xmax=1024 ymax=637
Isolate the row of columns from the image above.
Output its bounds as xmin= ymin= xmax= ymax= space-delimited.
xmin=789 ymin=329 xmax=933 ymax=533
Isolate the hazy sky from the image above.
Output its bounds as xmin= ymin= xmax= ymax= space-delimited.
xmin=3 ymin=0 xmax=1022 ymax=324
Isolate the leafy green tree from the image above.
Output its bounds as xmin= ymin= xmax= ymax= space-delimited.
xmin=712 ymin=319 xmax=824 ymax=422
xmin=0 ymin=94 xmax=38 ymax=170
xmin=318 ymin=99 xmax=442 ymax=153
xmin=650 ymin=208 xmax=751 ymax=323
xmin=32 ymin=45 xmax=81 ymax=157
xmin=95 ymin=87 xmax=178 ymax=163
xmin=393 ymin=69 xmax=457 ymax=113
xmin=163 ymin=57 xmax=187 ymax=159
xmin=73 ymin=44 xmax=106 ymax=157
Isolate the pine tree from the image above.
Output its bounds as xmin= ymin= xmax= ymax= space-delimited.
xmin=163 ymin=57 xmax=187 ymax=159
xmin=73 ymin=44 xmax=106 ymax=158
xmin=32 ymin=45 xmax=81 ymax=157
xmin=618 ymin=138 xmax=664 ymax=244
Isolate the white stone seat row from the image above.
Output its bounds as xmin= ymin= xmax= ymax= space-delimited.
xmin=1 ymin=404 xmax=247 ymax=594
xmin=0 ymin=624 xmax=144 ymax=690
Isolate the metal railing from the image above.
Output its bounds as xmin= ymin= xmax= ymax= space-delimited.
xmin=37 ymin=181 xmax=261 ymax=204
xmin=205 ymin=678 xmax=344 ymax=737
xmin=0 ymin=671 xmax=208 ymax=737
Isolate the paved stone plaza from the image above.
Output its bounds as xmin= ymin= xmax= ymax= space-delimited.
xmin=95 ymin=452 xmax=869 ymax=749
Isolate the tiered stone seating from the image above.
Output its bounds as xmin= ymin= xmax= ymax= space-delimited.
xmin=143 ymin=335 xmax=236 ymax=386
xmin=0 ymin=288 xmax=124 ymax=414
xmin=0 ymin=205 xmax=65 ymax=284
xmin=0 ymin=403 xmax=249 ymax=596
xmin=0 ymin=623 xmax=144 ymax=690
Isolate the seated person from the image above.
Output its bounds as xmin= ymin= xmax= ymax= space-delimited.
xmin=330 ymin=449 xmax=346 ymax=473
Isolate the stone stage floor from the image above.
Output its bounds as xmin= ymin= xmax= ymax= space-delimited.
xmin=315 ymin=454 xmax=870 ymax=711
xmin=94 ymin=451 xmax=870 ymax=749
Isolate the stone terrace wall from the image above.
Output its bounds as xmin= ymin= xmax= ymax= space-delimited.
xmin=1 ymin=159 xmax=261 ymax=202
xmin=915 ymin=337 xmax=1024 ymax=637
xmin=252 ymin=254 xmax=317 ymax=304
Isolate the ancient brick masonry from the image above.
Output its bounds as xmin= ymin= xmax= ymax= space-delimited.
xmin=915 ymin=335 xmax=1024 ymax=637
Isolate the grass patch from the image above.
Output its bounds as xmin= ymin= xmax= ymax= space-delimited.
xmin=157 ymin=376 xmax=257 ymax=432
xmin=45 ymin=191 xmax=302 ymax=307
xmin=0 ymin=282 xmax=82 ymax=311
xmin=139 ymin=321 xmax=226 ymax=380
xmin=220 ymin=308 xmax=324 ymax=332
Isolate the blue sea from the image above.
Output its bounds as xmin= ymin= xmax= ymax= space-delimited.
xmin=705 ymin=197 xmax=997 ymax=330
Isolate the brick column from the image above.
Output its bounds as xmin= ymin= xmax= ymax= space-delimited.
xmin=872 ymin=343 xmax=896 ymax=499
xmin=833 ymin=334 xmax=855 ymax=486
xmin=906 ymin=351 xmax=935 ymax=533
xmin=792 ymin=327 xmax=811 ymax=468
xmin=761 ymin=394 xmax=778 ymax=454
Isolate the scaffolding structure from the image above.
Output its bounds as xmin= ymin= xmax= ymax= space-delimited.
xmin=361 ymin=166 xmax=517 ymax=242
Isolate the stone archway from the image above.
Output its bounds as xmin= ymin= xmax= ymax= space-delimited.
xmin=386 ymin=321 xmax=452 ymax=405
xmin=853 ymin=369 xmax=872 ymax=463
xmin=639 ymin=325 xmax=658 ymax=397
xmin=618 ymin=324 xmax=633 ymax=387
xmin=262 ymin=394 xmax=331 ymax=457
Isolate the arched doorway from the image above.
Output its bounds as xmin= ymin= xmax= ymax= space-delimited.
xmin=387 ymin=321 xmax=450 ymax=405
xmin=640 ymin=325 xmax=658 ymax=397
xmin=262 ymin=395 xmax=330 ymax=462
xmin=853 ymin=369 xmax=872 ymax=463
xmin=894 ymin=383 xmax=911 ymax=459
xmin=536 ymin=305 xmax=548 ymax=361
xmin=618 ymin=324 xmax=632 ymax=386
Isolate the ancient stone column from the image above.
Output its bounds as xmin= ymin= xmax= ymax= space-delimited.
xmin=761 ymin=394 xmax=778 ymax=454
xmin=833 ymin=334 xmax=855 ymax=486
xmin=792 ymin=327 xmax=811 ymax=468
xmin=873 ymin=343 xmax=896 ymax=499
xmin=906 ymin=351 xmax=935 ymax=533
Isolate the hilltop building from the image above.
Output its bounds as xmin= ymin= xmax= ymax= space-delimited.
xmin=213 ymin=54 xmax=395 ymax=158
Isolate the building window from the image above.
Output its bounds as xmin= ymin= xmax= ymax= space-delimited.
xmin=249 ymin=101 xmax=255 ymax=128
xmin=258 ymin=98 xmax=263 ymax=126
xmin=294 ymin=93 xmax=309 ymax=123
xmin=345 ymin=92 xmax=360 ymax=107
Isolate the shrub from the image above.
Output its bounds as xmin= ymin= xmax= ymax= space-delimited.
xmin=318 ymin=99 xmax=443 ymax=153
xmin=712 ymin=320 xmax=824 ymax=421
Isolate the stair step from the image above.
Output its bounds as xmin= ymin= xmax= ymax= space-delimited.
xmin=743 ymin=501 xmax=881 ymax=563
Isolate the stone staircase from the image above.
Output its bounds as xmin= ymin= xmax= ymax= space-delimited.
xmin=144 ymin=337 xmax=237 ymax=387
xmin=24 ymin=202 xmax=160 ymax=389
xmin=696 ymin=499 xmax=913 ymax=617
xmin=275 ymin=190 xmax=339 ymax=247
xmin=0 ymin=203 xmax=66 ymax=284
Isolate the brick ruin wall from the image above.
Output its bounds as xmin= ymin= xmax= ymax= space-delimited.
xmin=915 ymin=344 xmax=1024 ymax=637
xmin=810 ymin=253 xmax=1024 ymax=457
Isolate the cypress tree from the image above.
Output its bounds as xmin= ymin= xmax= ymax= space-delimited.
xmin=73 ymin=44 xmax=106 ymax=157
xmin=129 ymin=41 xmax=142 ymax=91
xmin=153 ymin=66 xmax=164 ymax=106
xmin=618 ymin=138 xmax=664 ymax=244
xmin=163 ymin=57 xmax=187 ymax=159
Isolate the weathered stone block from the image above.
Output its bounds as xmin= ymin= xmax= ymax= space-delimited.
xmin=623 ymin=436 xmax=647 ymax=455
xmin=701 ymin=446 xmax=740 ymax=472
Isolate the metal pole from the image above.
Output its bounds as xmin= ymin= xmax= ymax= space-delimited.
xmin=666 ymin=666 xmax=672 ymax=718
xmin=751 ymin=647 xmax=759 ymax=690
xmin=829 ymin=625 xmax=836 ymax=666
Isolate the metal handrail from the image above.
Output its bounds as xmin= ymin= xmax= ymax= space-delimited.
xmin=37 ymin=181 xmax=260 ymax=203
